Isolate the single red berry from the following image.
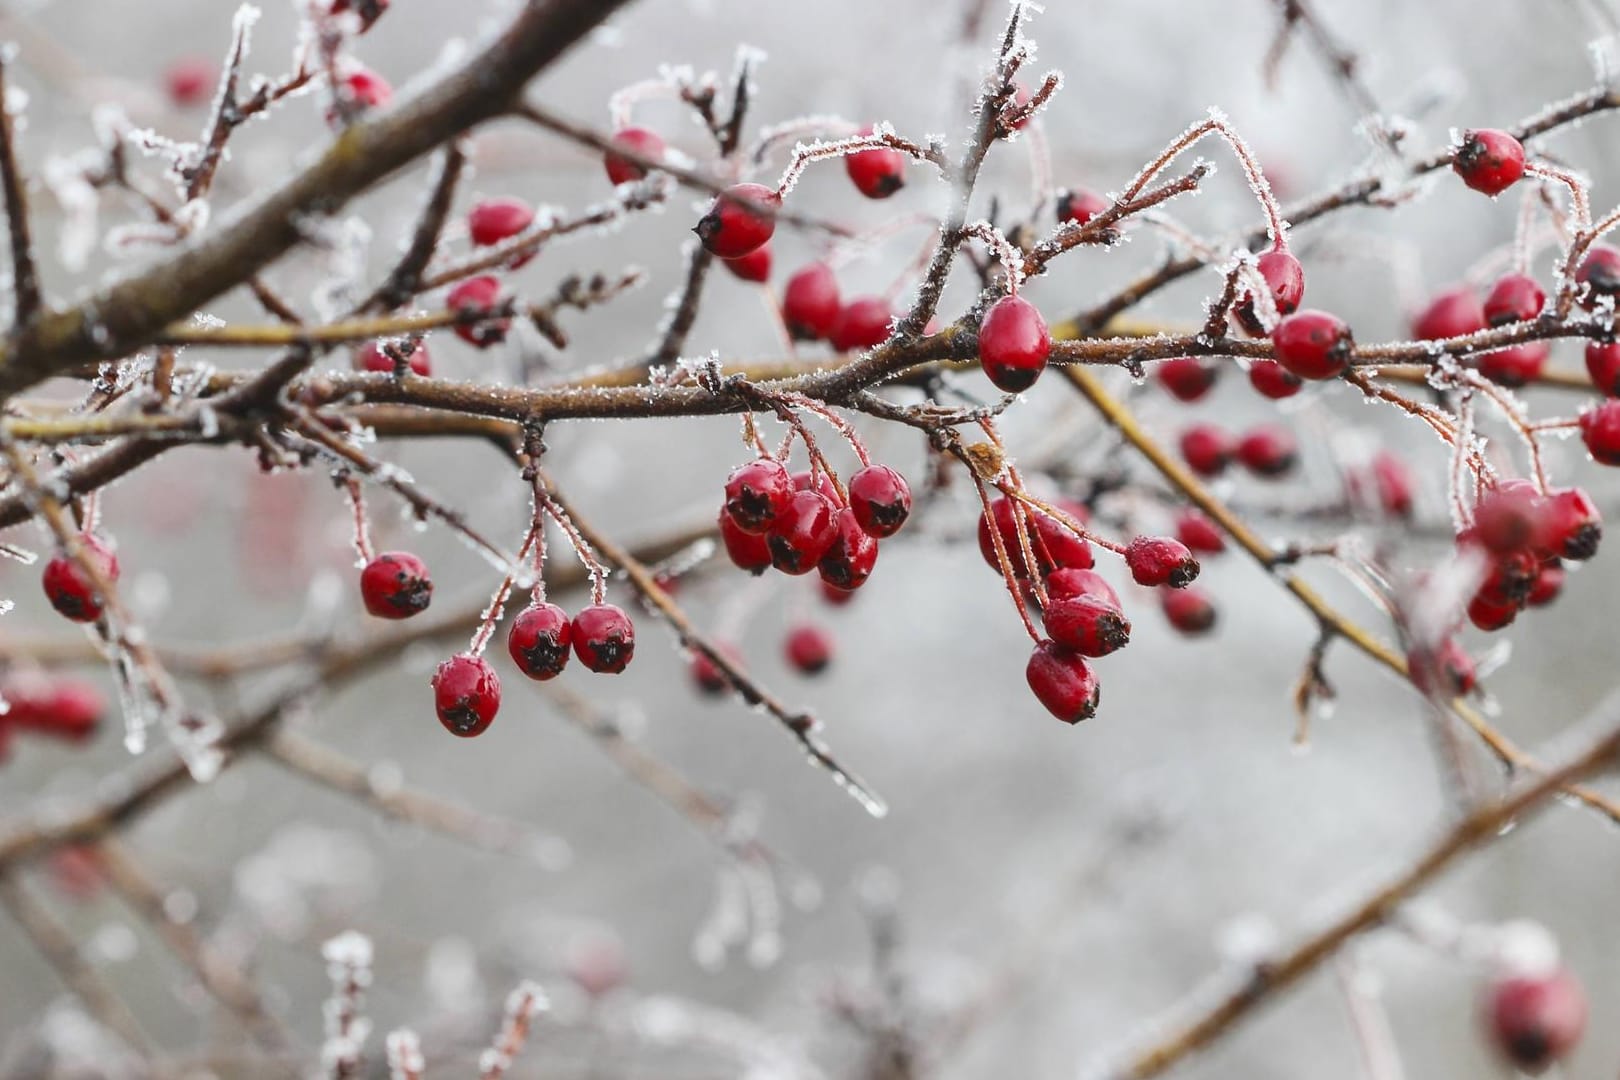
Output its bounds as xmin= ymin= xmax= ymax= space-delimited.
xmin=354 ymin=339 xmax=431 ymax=376
xmin=468 ymin=197 xmax=535 ymax=249
xmin=1467 ymin=590 xmax=1520 ymax=632
xmin=360 ymin=551 xmax=433 ymax=619
xmin=1575 ymin=245 xmax=1620 ymax=308
xmin=446 ymin=275 xmax=510 ymax=347
xmin=792 ymin=469 xmax=842 ymax=502
xmin=695 ymin=182 xmax=778 ymax=259
xmin=847 ymin=465 xmax=911 ymax=538
xmin=571 ymin=604 xmax=636 ymax=674
xmin=1272 ymin=309 xmax=1352 ymax=380
xmin=977 ymin=498 xmax=1093 ymax=577
xmin=1347 ymin=452 xmax=1415 ymax=517
xmin=1584 ymin=340 xmax=1620 ymax=395
xmin=331 ymin=66 xmax=391 ymax=121
xmin=165 ymin=58 xmax=216 ymax=108
xmin=42 ymin=536 xmax=119 ymax=623
xmin=725 ymin=457 xmax=795 ymax=535
xmin=1179 ymin=424 xmax=1234 ymax=478
xmin=723 ymin=243 xmax=772 ymax=283
xmin=845 ymin=128 xmax=906 ymax=199
xmin=2 ymin=676 xmax=105 ymax=741
xmin=1452 ymin=129 xmax=1526 ymax=196
xmin=782 ymin=263 xmax=841 ymax=341
xmin=829 ymin=296 xmax=892 ymax=352
xmin=1156 ymin=357 xmax=1219 ymax=402
xmin=719 ymin=507 xmax=773 ymax=574
xmin=1478 ymin=342 xmax=1548 ymax=388
xmin=1535 ymin=487 xmax=1602 ymax=561
xmin=1044 ymin=594 xmax=1130 ymax=658
xmin=432 ymin=654 xmax=500 ymax=737
xmin=1234 ymin=248 xmax=1306 ymax=336
xmin=1484 ymin=273 xmax=1546 ymax=326
xmin=1125 ymin=536 xmax=1199 ymax=588
xmin=1045 ymin=567 xmax=1119 ymax=608
xmin=818 ymin=508 xmax=879 ymax=590
xmin=1175 ymin=509 xmax=1226 ymax=554
xmin=1472 ymin=480 xmax=1543 ymax=554
xmin=604 ymin=126 xmax=666 ymax=185
xmin=1247 ymin=359 xmax=1303 ymax=399
xmin=1236 ymin=425 xmax=1298 ymax=478
xmin=1484 ymin=969 xmax=1587 ymax=1072
xmin=820 ymin=577 xmax=857 ymax=606
xmin=1025 ymin=641 xmax=1100 ymax=724
xmin=507 ymin=601 xmax=573 ymax=680
xmin=1407 ymin=638 xmax=1476 ymax=698
xmin=1056 ymin=187 xmax=1109 ymax=226
xmin=689 ymin=646 xmax=733 ymax=696
xmin=979 ymin=295 xmax=1051 ymax=392
xmin=768 ymin=490 xmax=840 ymax=575
xmin=1160 ymin=585 xmax=1217 ymax=636
xmin=1528 ymin=560 xmax=1565 ymax=607
xmin=1579 ymin=399 xmax=1620 ymax=464
xmin=785 ymin=623 xmax=834 ymax=674
xmin=1412 ymin=286 xmax=1485 ymax=340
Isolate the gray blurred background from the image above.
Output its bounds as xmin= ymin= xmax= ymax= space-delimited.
xmin=3 ymin=0 xmax=1620 ymax=1076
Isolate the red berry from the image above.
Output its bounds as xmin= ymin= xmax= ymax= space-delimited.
xmin=1407 ymin=638 xmax=1476 ymax=697
xmin=165 ymin=58 xmax=216 ymax=108
xmin=785 ymin=623 xmax=834 ymax=674
xmin=1025 ymin=641 xmax=1100 ymax=724
xmin=1156 ymin=356 xmax=1219 ymax=402
xmin=695 ymin=182 xmax=778 ymax=259
xmin=1477 ymin=342 xmax=1548 ymax=388
xmin=977 ymin=498 xmax=1093 ymax=577
xmin=1045 ymin=567 xmax=1119 ymax=608
xmin=1160 ymin=586 xmax=1217 ymax=636
xmin=507 ymin=601 xmax=572 ymax=680
xmin=1056 ymin=187 xmax=1109 ymax=226
xmin=767 ymin=490 xmax=839 ymax=575
xmin=792 ymin=469 xmax=841 ymax=501
xmin=1575 ymin=245 xmax=1620 ymax=308
xmin=1579 ymin=399 xmax=1620 ymax=464
xmin=446 ymin=275 xmax=510 ymax=347
xmin=723 ymin=243 xmax=771 ymax=283
xmin=1472 ymin=480 xmax=1542 ymax=554
xmin=829 ymin=296 xmax=892 ymax=352
xmin=979 ymin=295 xmax=1051 ymax=392
xmin=1528 ymin=560 xmax=1565 ymax=607
xmin=1272 ymin=309 xmax=1352 ymax=380
xmin=332 ymin=66 xmax=391 ymax=120
xmin=2 ymin=676 xmax=105 ymax=741
xmin=1470 ymin=544 xmax=1539 ymax=607
xmin=782 ymin=263 xmax=841 ymax=341
xmin=1484 ymin=969 xmax=1586 ymax=1072
xmin=42 ymin=536 xmax=119 ymax=623
xmin=1536 ymin=487 xmax=1601 ymax=561
xmin=1175 ymin=509 xmax=1226 ymax=554
xmin=468 ymin=197 xmax=535 ymax=249
xmin=604 ymin=127 xmax=666 ymax=185
xmin=1247 ymin=359 xmax=1303 ymax=399
xmin=432 ymin=653 xmax=500 ymax=737
xmin=818 ymin=508 xmax=879 ymax=590
xmin=719 ymin=507 xmax=773 ymax=574
xmin=1179 ymin=424 xmax=1234 ymax=478
xmin=360 ymin=552 xmax=433 ymax=619
xmin=571 ymin=604 xmax=635 ymax=674
xmin=1125 ymin=536 xmax=1199 ymax=588
xmin=1452 ymin=129 xmax=1526 ymax=196
xmin=1585 ymin=341 xmax=1620 ymax=395
xmin=1044 ymin=594 xmax=1130 ymax=658
xmin=1467 ymin=591 xmax=1520 ymax=632
xmin=1236 ymin=425 xmax=1298 ymax=478
xmin=1234 ymin=248 xmax=1306 ymax=336
xmin=725 ymin=457 xmax=795 ymax=535
xmin=1484 ymin=273 xmax=1546 ymax=326
xmin=689 ymin=642 xmax=739 ymax=696
xmin=354 ymin=339 xmax=431 ymax=376
xmin=1412 ymin=286 xmax=1485 ymax=340
xmin=845 ymin=128 xmax=905 ymax=199
xmin=1347 ymin=452 xmax=1415 ymax=518
xmin=847 ymin=465 xmax=911 ymax=538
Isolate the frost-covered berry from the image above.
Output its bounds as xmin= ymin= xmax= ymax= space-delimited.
xmin=1026 ymin=641 xmax=1100 ymax=724
xmin=1412 ymin=287 xmax=1485 ymax=340
xmin=829 ymin=296 xmax=892 ymax=352
xmin=1272 ymin=309 xmax=1352 ymax=380
xmin=1234 ymin=247 xmax=1305 ymax=336
xmin=446 ymin=275 xmax=510 ymax=347
xmin=1452 ymin=129 xmax=1526 ymax=196
xmin=1056 ymin=187 xmax=1109 ymax=226
xmin=43 ymin=537 xmax=119 ymax=624
xmin=845 ymin=128 xmax=906 ymax=199
xmin=432 ymin=654 xmax=500 ymax=737
xmin=507 ymin=601 xmax=573 ymax=681
xmin=1575 ymin=245 xmax=1620 ymax=308
xmin=360 ymin=552 xmax=433 ymax=619
xmin=979 ymin=294 xmax=1051 ymax=393
xmin=1484 ymin=968 xmax=1586 ymax=1072
xmin=783 ymin=263 xmax=841 ymax=341
xmin=785 ymin=623 xmax=834 ymax=674
xmin=1347 ymin=451 xmax=1415 ymax=518
xmin=1529 ymin=560 xmax=1565 ymax=607
xmin=572 ymin=604 xmax=636 ymax=674
xmin=695 ymin=182 xmax=778 ymax=259
xmin=725 ymin=457 xmax=794 ymax=535
xmin=1579 ymin=399 xmax=1620 ymax=464
xmin=1125 ymin=536 xmax=1199 ymax=588
xmin=354 ymin=339 xmax=431 ymax=376
xmin=1484 ymin=273 xmax=1546 ymax=325
xmin=1043 ymin=594 xmax=1130 ymax=658
xmin=604 ymin=126 xmax=666 ymax=185
xmin=846 ymin=465 xmax=911 ymax=538
xmin=1156 ymin=356 xmax=1219 ymax=402
xmin=1478 ymin=342 xmax=1548 ymax=388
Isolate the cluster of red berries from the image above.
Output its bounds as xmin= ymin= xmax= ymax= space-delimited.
xmin=689 ymin=621 xmax=835 ymax=696
xmin=0 ymin=674 xmax=104 ymax=762
xmin=1457 ymin=481 xmax=1598 ymax=633
xmin=1179 ymin=422 xmax=1298 ymax=480
xmin=1411 ymin=273 xmax=1549 ymax=386
xmin=782 ymin=264 xmax=894 ymax=352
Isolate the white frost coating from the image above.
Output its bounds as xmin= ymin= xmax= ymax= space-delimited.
xmin=42 ymin=155 xmax=99 ymax=272
xmin=385 ymin=1029 xmax=425 ymax=1079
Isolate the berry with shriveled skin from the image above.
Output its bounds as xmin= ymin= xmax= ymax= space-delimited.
xmin=1484 ymin=273 xmax=1547 ymax=325
xmin=1535 ymin=487 xmax=1602 ymax=561
xmin=1044 ymin=594 xmax=1130 ymax=657
xmin=829 ymin=296 xmax=892 ymax=352
xmin=719 ymin=507 xmax=773 ymax=574
xmin=1576 ymin=245 xmax=1620 ymax=308
xmin=1585 ymin=341 xmax=1620 ymax=395
xmin=1579 ymin=399 xmax=1620 ymax=464
xmin=1236 ymin=425 xmax=1298 ymax=478
xmin=1484 ymin=968 xmax=1587 ymax=1073
xmin=604 ymin=126 xmax=666 ymax=185
xmin=446 ymin=275 xmax=510 ymax=347
xmin=845 ymin=128 xmax=906 ymax=199
xmin=571 ymin=604 xmax=636 ymax=674
xmin=725 ymin=457 xmax=794 ymax=535
xmin=979 ymin=294 xmax=1051 ymax=393
xmin=1045 ymin=567 xmax=1119 ymax=609
xmin=1156 ymin=356 xmax=1218 ymax=402
xmin=1478 ymin=342 xmax=1549 ymax=388
xmin=432 ymin=654 xmax=500 ymax=737
xmin=785 ymin=623 xmax=834 ymax=674
xmin=977 ymin=498 xmax=1093 ymax=576
xmin=1179 ymin=424 xmax=1234 ymax=478
xmin=42 ymin=536 xmax=119 ymax=623
xmin=1247 ymin=359 xmax=1303 ymax=399
xmin=1528 ymin=560 xmax=1565 ymax=607
xmin=1452 ymin=129 xmax=1526 ymax=196
xmin=767 ymin=490 xmax=840 ymax=575
xmin=818 ymin=508 xmax=880 ymax=590
xmin=1175 ymin=510 xmax=1226 ymax=554
xmin=1407 ymin=638 xmax=1476 ymax=698
xmin=1056 ymin=187 xmax=1109 ymax=225
xmin=782 ymin=263 xmax=841 ymax=340
xmin=847 ymin=465 xmax=911 ymax=538
xmin=1234 ymin=248 xmax=1306 ymax=335
xmin=1125 ymin=536 xmax=1199 ymax=588
xmin=1025 ymin=641 xmax=1100 ymax=724
xmin=1272 ymin=309 xmax=1352 ymax=380
xmin=468 ymin=197 xmax=535 ymax=250
xmin=355 ymin=339 xmax=431 ymax=376
xmin=695 ymin=182 xmax=778 ymax=259
xmin=507 ymin=602 xmax=572 ymax=681
xmin=1161 ymin=586 xmax=1217 ymax=635
xmin=360 ymin=552 xmax=433 ymax=619
xmin=723 ymin=243 xmax=772 ymax=283
xmin=1412 ymin=287 xmax=1485 ymax=340
xmin=165 ymin=58 xmax=216 ymax=108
